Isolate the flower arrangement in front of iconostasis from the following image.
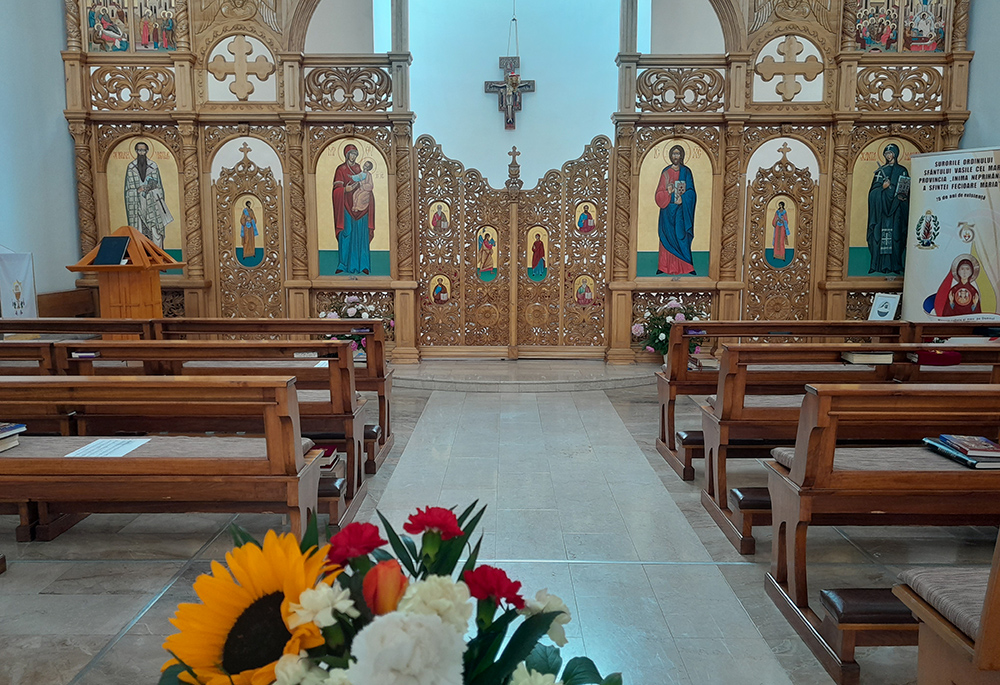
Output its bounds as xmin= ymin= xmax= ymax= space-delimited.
xmin=160 ymin=503 xmax=623 ymax=685
xmin=630 ymin=298 xmax=706 ymax=356
xmin=318 ymin=295 xmax=394 ymax=354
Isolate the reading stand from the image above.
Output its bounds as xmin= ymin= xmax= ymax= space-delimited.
xmin=67 ymin=226 xmax=185 ymax=338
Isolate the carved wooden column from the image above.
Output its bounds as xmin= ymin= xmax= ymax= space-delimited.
xmin=177 ymin=121 xmax=209 ymax=316
xmin=606 ymin=120 xmax=637 ymax=364
xmin=822 ymin=121 xmax=853 ymax=319
xmin=174 ymin=0 xmax=190 ymax=51
xmin=715 ymin=122 xmax=744 ymax=319
xmin=68 ymin=120 xmax=98 ymax=258
xmin=64 ymin=0 xmax=82 ymax=51
xmin=285 ymin=119 xmax=311 ymax=318
xmin=391 ymin=119 xmax=420 ymax=363
xmin=840 ymin=0 xmax=858 ymax=52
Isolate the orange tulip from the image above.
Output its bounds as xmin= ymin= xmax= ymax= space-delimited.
xmin=362 ymin=559 xmax=409 ymax=615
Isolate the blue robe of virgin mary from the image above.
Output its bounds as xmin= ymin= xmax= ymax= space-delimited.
xmin=657 ymin=164 xmax=697 ymax=267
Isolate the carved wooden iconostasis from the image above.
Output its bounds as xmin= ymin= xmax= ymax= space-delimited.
xmin=63 ymin=0 xmax=973 ymax=363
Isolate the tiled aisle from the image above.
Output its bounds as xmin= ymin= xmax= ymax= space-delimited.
xmin=370 ymin=390 xmax=795 ymax=685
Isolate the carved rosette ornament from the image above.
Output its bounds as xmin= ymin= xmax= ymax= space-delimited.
xmin=69 ymin=122 xmax=98 ymax=256
xmin=286 ymin=121 xmax=309 ymax=280
xmin=179 ymin=122 xmax=204 ymax=280
xmin=827 ymin=122 xmax=851 ymax=279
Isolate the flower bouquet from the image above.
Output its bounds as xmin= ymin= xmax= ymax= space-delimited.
xmin=318 ymin=295 xmax=394 ymax=354
xmin=631 ymin=298 xmax=705 ymax=356
xmin=160 ymin=503 xmax=622 ymax=685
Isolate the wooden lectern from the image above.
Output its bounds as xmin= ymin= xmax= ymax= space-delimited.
xmin=68 ymin=226 xmax=185 ymax=323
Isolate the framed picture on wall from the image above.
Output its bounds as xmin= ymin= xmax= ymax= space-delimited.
xmin=869 ymin=292 xmax=901 ymax=321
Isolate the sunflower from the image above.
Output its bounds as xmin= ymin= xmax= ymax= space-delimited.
xmin=163 ymin=530 xmax=338 ymax=685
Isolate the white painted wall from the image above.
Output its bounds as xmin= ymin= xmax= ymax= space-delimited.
xmin=0 ymin=3 xmax=79 ymax=293
xmin=408 ymin=0 xmax=619 ymax=185
xmin=650 ymin=0 xmax=725 ymax=54
xmin=304 ymin=0 xmax=375 ymax=53
xmin=962 ymin=0 xmax=1000 ymax=149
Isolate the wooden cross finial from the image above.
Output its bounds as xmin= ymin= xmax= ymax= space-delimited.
xmin=239 ymin=142 xmax=253 ymax=158
xmin=207 ymin=35 xmax=276 ymax=101
xmin=778 ymin=142 xmax=792 ymax=159
xmin=509 ymin=147 xmax=520 ymax=165
xmin=755 ymin=35 xmax=823 ymax=102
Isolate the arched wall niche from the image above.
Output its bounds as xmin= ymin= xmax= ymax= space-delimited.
xmin=650 ymin=0 xmax=726 ymax=54
xmin=303 ymin=0 xmax=375 ymax=53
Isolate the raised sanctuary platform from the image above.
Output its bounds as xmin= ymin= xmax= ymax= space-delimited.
xmin=390 ymin=359 xmax=656 ymax=392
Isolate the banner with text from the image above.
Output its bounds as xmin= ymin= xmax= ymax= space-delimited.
xmin=901 ymin=147 xmax=1000 ymax=323
xmin=0 ymin=252 xmax=37 ymax=319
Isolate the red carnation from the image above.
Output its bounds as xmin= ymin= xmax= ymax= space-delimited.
xmin=327 ymin=522 xmax=388 ymax=567
xmin=403 ymin=506 xmax=464 ymax=541
xmin=463 ymin=565 xmax=525 ymax=610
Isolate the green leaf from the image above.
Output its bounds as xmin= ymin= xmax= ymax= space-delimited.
xmin=299 ymin=511 xmax=319 ymax=554
xmin=463 ymin=608 xmax=519 ymax=680
xmin=601 ymin=673 xmax=623 ymax=685
xmin=401 ymin=534 xmax=419 ymax=561
xmin=228 ymin=524 xmax=260 ymax=548
xmin=157 ymin=664 xmax=186 ymax=685
xmin=526 ymin=643 xmax=562 ymax=676
xmin=164 ymin=651 xmax=203 ymax=685
xmin=376 ymin=510 xmax=417 ymax=576
xmin=430 ymin=505 xmax=487 ymax=577
xmin=469 ymin=611 xmax=564 ymax=685
xmin=371 ymin=547 xmax=394 ymax=563
xmin=561 ymin=656 xmax=604 ymax=685
xmin=460 ymin=535 xmax=483 ymax=578
xmin=455 ymin=499 xmax=479 ymax=526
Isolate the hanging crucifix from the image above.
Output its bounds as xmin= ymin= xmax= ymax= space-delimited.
xmin=484 ymin=2 xmax=534 ymax=130
xmin=485 ymin=57 xmax=535 ymax=130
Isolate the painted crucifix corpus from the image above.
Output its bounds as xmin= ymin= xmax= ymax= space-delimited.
xmin=484 ymin=56 xmax=535 ymax=130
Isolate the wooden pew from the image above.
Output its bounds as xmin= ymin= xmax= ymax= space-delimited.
xmin=0 ymin=341 xmax=58 ymax=375
xmin=54 ymin=339 xmax=367 ymax=526
xmin=151 ymin=318 xmax=393 ymax=473
xmin=0 ymin=376 xmax=322 ymax=542
xmin=656 ymin=320 xmax=909 ymax=480
xmin=0 ymin=317 xmax=151 ymax=340
xmin=702 ymin=342 xmax=1000 ymax=554
xmin=764 ymin=383 xmax=1000 ymax=685
xmin=894 ymin=529 xmax=1000 ymax=685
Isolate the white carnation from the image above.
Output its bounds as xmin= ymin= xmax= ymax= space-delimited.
xmin=275 ymin=652 xmax=311 ymax=685
xmin=398 ymin=576 xmax=473 ymax=634
xmin=510 ymin=662 xmax=561 ymax=685
xmin=289 ymin=581 xmax=360 ymax=629
xmin=658 ymin=332 xmax=666 ymax=341
xmin=302 ymin=667 xmax=352 ymax=685
xmin=347 ymin=612 xmax=465 ymax=685
xmin=520 ymin=589 xmax=572 ymax=647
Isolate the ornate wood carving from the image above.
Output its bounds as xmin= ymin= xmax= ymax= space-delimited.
xmin=943 ymin=122 xmax=965 ymax=151
xmin=286 ymin=121 xmax=308 ymax=280
xmin=840 ymin=0 xmax=858 ymax=52
xmin=90 ymin=66 xmax=177 ymax=111
xmin=179 ymin=122 xmax=204 ymax=280
xmin=748 ymin=0 xmax=838 ymax=34
xmin=856 ymin=66 xmax=943 ymax=112
xmin=846 ymin=291 xmax=877 ymax=320
xmin=96 ymin=123 xmax=183 ymax=165
xmin=315 ymin=290 xmax=395 ymax=341
xmin=162 ymin=290 xmax=186 ymax=317
xmin=69 ymin=122 xmax=98 ymax=256
xmin=953 ymin=0 xmax=970 ymax=52
xmin=308 ymin=125 xmax=393 ymax=168
xmin=394 ymin=122 xmax=415 ymax=281
xmin=214 ymin=146 xmax=284 ymax=319
xmin=636 ymin=124 xmax=721 ymax=162
xmin=850 ymin=123 xmax=938 ymax=156
xmin=636 ymin=68 xmax=725 ymax=113
xmin=415 ymin=135 xmax=464 ymax=347
xmin=612 ymin=124 xmax=634 ymax=280
xmin=746 ymin=24 xmax=836 ymax=111
xmin=304 ymin=67 xmax=392 ymax=112
xmin=720 ymin=123 xmax=744 ymax=280
xmin=827 ymin=122 xmax=851 ymax=279
xmin=65 ymin=0 xmax=82 ymax=51
xmin=743 ymin=148 xmax=816 ymax=321
xmin=463 ymin=170 xmax=512 ymax=347
xmin=743 ymin=124 xmax=828 ymax=163
xmin=175 ymin=0 xmax=191 ymax=51
xmin=518 ymin=171 xmax=563 ymax=346
xmin=202 ymin=125 xmax=287 ymax=159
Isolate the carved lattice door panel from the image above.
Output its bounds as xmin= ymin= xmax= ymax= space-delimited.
xmin=742 ymin=150 xmax=816 ymax=321
xmin=416 ymin=135 xmax=609 ymax=356
xmin=213 ymin=146 xmax=286 ymax=319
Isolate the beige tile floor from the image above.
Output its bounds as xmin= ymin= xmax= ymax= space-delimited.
xmin=0 ymin=367 xmax=995 ymax=684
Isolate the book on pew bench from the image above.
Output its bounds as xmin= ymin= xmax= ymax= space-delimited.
xmin=938 ymin=434 xmax=1000 ymax=457
xmin=69 ymin=351 xmax=100 ymax=359
xmin=0 ymin=435 xmax=19 ymax=453
xmin=923 ymin=438 xmax=1000 ymax=469
xmin=841 ymin=350 xmax=895 ymax=365
xmin=0 ymin=422 xmax=26 ymax=438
